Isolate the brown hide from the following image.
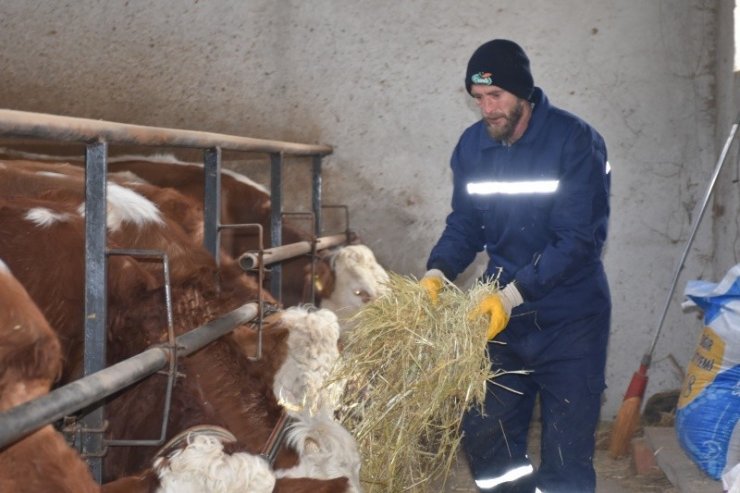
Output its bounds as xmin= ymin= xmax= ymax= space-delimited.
xmin=103 ymin=320 xmax=299 ymax=479
xmin=0 ymin=262 xmax=61 ymax=404
xmin=1 ymin=156 xmax=320 ymax=306
xmin=230 ymin=312 xmax=290 ymax=389
xmin=101 ymin=471 xmax=159 ymax=493
xmin=0 ymin=263 xmax=99 ymax=493
xmin=274 ymin=477 xmax=350 ymax=493
xmin=0 ymin=425 xmax=100 ymax=493
xmin=0 ymin=195 xmax=302 ymax=484
xmin=106 ymin=159 xmax=319 ymax=306
xmin=302 ymin=252 xmax=336 ymax=305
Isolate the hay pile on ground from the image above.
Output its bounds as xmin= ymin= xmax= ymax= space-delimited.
xmin=330 ymin=273 xmax=511 ymax=492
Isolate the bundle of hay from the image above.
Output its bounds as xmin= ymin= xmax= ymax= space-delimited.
xmin=330 ymin=273 xmax=518 ymax=492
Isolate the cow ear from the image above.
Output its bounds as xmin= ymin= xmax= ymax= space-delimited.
xmin=302 ymin=257 xmax=334 ymax=304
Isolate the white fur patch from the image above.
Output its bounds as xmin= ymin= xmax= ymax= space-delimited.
xmin=108 ymin=152 xmax=185 ymax=165
xmin=276 ymin=411 xmax=362 ymax=493
xmin=77 ymin=182 xmax=163 ymax=232
xmin=108 ymin=170 xmax=149 ymax=184
xmin=221 ymin=167 xmax=270 ymax=195
xmin=154 ymin=435 xmax=275 ymax=493
xmin=0 ymin=258 xmax=10 ymax=275
xmin=35 ymin=171 xmax=67 ymax=179
xmin=24 ymin=207 xmax=74 ymax=227
xmin=273 ymin=307 xmax=341 ymax=414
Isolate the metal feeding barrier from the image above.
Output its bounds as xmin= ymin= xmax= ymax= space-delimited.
xmin=0 ymin=303 xmax=260 ymax=450
xmin=0 ymin=108 xmax=349 ymax=481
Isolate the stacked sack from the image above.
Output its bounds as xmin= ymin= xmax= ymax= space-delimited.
xmin=679 ymin=264 xmax=740 ymax=489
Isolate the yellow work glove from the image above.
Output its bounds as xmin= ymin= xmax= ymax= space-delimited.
xmin=470 ymin=282 xmax=524 ymax=340
xmin=420 ymin=269 xmax=446 ymax=305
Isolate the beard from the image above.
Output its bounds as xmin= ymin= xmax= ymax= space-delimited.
xmin=485 ymin=99 xmax=525 ymax=142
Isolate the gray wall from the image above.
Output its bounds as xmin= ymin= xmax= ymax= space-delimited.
xmin=0 ymin=0 xmax=736 ymax=419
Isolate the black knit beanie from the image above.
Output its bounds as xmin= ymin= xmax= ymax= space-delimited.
xmin=465 ymin=39 xmax=534 ymax=101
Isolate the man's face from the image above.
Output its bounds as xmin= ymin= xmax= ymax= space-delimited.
xmin=470 ymin=84 xmax=525 ymax=142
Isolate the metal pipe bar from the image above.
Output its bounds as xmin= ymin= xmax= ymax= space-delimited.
xmin=270 ymin=153 xmax=284 ymax=301
xmin=82 ymin=141 xmax=108 ymax=480
xmin=238 ymin=233 xmax=348 ymax=271
xmin=260 ymin=410 xmax=294 ymax=467
xmin=0 ymin=109 xmax=332 ymax=156
xmin=218 ymin=223 xmax=267 ymax=360
xmin=0 ymin=303 xmax=259 ymax=450
xmin=321 ymin=204 xmax=352 ymax=242
xmin=203 ymin=147 xmax=222 ymax=263
xmin=312 ymin=155 xmax=323 ymax=236
xmin=645 ymin=114 xmax=740 ymax=362
xmin=105 ymin=249 xmax=177 ymax=448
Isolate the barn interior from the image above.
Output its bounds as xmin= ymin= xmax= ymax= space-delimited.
xmin=0 ymin=1 xmax=739 ymax=492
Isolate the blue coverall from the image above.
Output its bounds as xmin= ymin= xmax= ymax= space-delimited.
xmin=427 ymin=87 xmax=611 ymax=493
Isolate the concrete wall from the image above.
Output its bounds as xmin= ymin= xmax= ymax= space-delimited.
xmin=0 ymin=0 xmax=734 ymax=418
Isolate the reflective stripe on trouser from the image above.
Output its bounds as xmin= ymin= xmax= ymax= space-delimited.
xmin=461 ymin=306 xmax=610 ymax=493
xmin=475 ymin=464 xmax=534 ymax=491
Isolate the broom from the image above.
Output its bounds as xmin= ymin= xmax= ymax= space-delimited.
xmin=608 ymin=115 xmax=740 ymax=458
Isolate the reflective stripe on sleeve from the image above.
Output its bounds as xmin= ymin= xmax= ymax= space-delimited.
xmin=466 ymin=180 xmax=559 ymax=195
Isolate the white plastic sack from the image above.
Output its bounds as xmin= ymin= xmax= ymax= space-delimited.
xmin=725 ymin=462 xmax=740 ymax=492
xmin=678 ymin=264 xmax=740 ymax=481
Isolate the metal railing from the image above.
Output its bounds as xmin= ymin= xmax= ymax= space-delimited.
xmin=0 ymin=109 xmax=336 ymax=481
xmin=0 ymin=303 xmax=259 ymax=450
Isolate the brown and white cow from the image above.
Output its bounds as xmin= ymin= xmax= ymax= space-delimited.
xmin=0 ymin=258 xmax=100 ymax=493
xmin=103 ymin=410 xmax=361 ymax=493
xmin=0 ymin=154 xmax=389 ymax=319
xmin=0 ymin=182 xmax=359 ymax=489
xmin=103 ymin=155 xmax=389 ymax=313
xmin=309 ymin=245 xmax=389 ymax=333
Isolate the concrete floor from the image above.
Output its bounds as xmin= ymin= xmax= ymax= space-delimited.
xmin=436 ymin=422 xmax=679 ymax=493
xmin=438 ymin=449 xmax=676 ymax=493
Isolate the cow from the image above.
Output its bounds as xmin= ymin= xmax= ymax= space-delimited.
xmin=0 ymin=154 xmax=390 ymax=320
xmin=309 ymin=245 xmax=390 ymax=333
xmin=102 ymin=412 xmax=360 ymax=493
xmin=0 ymin=183 xmax=360 ymax=490
xmin=0 ymin=163 xmax=260 ymax=382
xmin=102 ymin=155 xmax=390 ymax=311
xmin=0 ymin=258 xmax=100 ymax=493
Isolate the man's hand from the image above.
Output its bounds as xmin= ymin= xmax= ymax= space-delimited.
xmin=420 ymin=269 xmax=446 ymax=304
xmin=470 ymin=282 xmax=524 ymax=340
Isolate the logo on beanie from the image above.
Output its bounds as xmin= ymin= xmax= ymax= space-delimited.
xmin=471 ymin=72 xmax=493 ymax=85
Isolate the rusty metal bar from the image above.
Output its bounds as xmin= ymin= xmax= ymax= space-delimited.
xmin=203 ymin=147 xmax=222 ymax=262
xmin=0 ymin=109 xmax=332 ymax=156
xmin=105 ymin=248 xmax=177 ymax=448
xmin=312 ymin=155 xmax=323 ymax=236
xmin=238 ymin=233 xmax=348 ymax=271
xmin=270 ymin=153 xmax=284 ymax=301
xmin=260 ymin=410 xmax=294 ymax=467
xmin=321 ymin=204 xmax=353 ymax=242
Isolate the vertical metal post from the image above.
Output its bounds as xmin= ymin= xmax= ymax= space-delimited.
xmin=312 ymin=155 xmax=322 ymax=236
xmin=203 ymin=147 xmax=222 ymax=264
xmin=81 ymin=140 xmax=108 ymax=482
xmin=270 ymin=152 xmax=284 ymax=300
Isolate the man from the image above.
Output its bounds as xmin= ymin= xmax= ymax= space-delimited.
xmin=421 ymin=39 xmax=611 ymax=492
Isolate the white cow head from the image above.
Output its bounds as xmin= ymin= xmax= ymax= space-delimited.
xmin=313 ymin=245 xmax=389 ymax=330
